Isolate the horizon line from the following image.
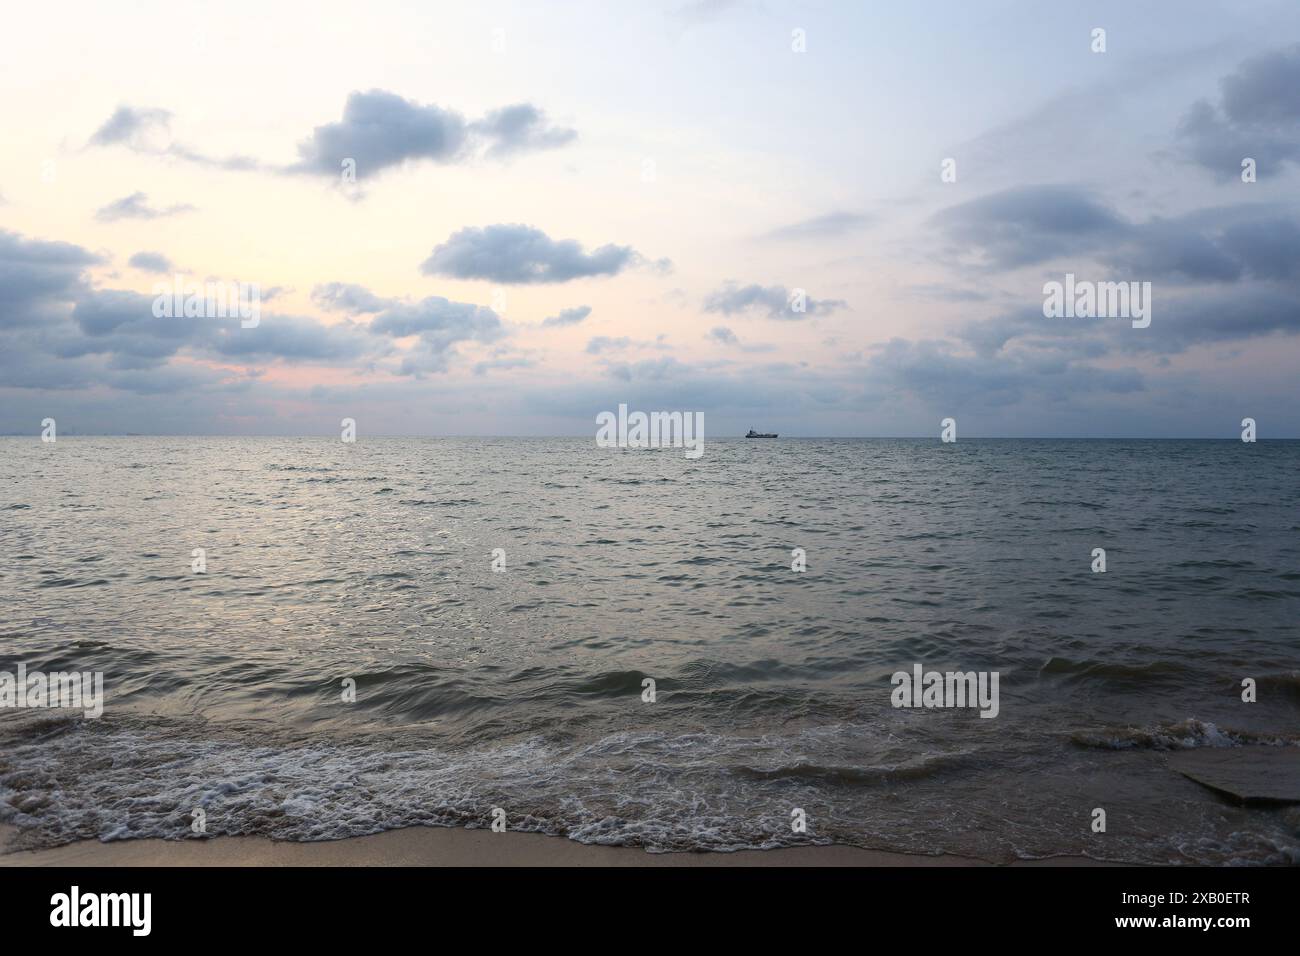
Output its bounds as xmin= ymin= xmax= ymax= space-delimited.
xmin=4 ymin=434 xmax=1296 ymax=441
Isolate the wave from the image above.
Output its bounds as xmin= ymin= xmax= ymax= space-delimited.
xmin=1038 ymin=656 xmax=1192 ymax=684
xmin=1071 ymin=718 xmax=1300 ymax=751
xmin=734 ymin=750 xmax=973 ymax=785
xmin=0 ymin=712 xmax=974 ymax=851
xmin=2 ymin=714 xmax=1295 ymax=863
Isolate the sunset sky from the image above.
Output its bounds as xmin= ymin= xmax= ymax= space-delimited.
xmin=3 ymin=0 xmax=1299 ymax=436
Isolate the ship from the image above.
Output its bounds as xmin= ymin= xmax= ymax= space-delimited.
xmin=745 ymin=429 xmax=778 ymax=438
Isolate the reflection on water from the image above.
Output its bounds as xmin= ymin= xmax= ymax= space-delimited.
xmin=1 ymin=437 xmax=1297 ymax=862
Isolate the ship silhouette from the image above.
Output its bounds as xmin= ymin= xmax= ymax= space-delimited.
xmin=745 ymin=428 xmax=778 ymax=438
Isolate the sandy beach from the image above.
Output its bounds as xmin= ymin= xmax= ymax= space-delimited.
xmin=0 ymin=824 xmax=1113 ymax=867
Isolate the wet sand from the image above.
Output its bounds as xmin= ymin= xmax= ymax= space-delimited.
xmin=0 ymin=824 xmax=1111 ymax=867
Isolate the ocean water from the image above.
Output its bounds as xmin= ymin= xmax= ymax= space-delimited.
xmin=1 ymin=437 xmax=1298 ymax=863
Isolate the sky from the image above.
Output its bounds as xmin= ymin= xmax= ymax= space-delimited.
xmin=2 ymin=0 xmax=1299 ymax=437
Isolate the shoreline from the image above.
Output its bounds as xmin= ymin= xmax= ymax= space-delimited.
xmin=0 ymin=824 xmax=1114 ymax=867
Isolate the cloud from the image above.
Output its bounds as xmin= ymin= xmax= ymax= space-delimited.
xmin=1218 ymin=216 xmax=1300 ymax=280
xmin=932 ymin=184 xmax=1125 ymax=270
xmin=1114 ymin=215 xmax=1241 ymax=282
xmin=1141 ymin=285 xmax=1300 ymax=350
xmin=289 ymin=90 xmax=469 ymax=177
xmin=127 ymin=251 xmax=174 ymax=273
xmin=1220 ymin=45 xmax=1300 ymax=125
xmin=87 ymin=107 xmax=259 ymax=171
xmin=94 ymin=192 xmax=196 ymax=223
xmin=971 ymin=285 xmax=1300 ymax=361
xmin=585 ymin=335 xmax=631 ymax=354
xmin=64 ymin=290 xmax=383 ymax=366
xmin=313 ymin=285 xmax=524 ymax=373
xmin=88 ymin=92 xmax=576 ymax=185
xmin=88 ymin=106 xmax=172 ymax=148
xmin=541 ymin=305 xmax=592 ymax=328
xmin=422 ymin=224 xmax=653 ymax=284
xmin=0 ymin=227 xmax=419 ymax=401
xmin=473 ymin=103 xmax=578 ymax=158
xmin=368 ymin=296 xmax=504 ymax=375
xmin=703 ymin=282 xmax=847 ymax=319
xmin=0 ymin=230 xmax=102 ymax=325
xmin=0 ymin=221 xmax=523 ymax=408
xmin=205 ymin=313 xmax=380 ymax=363
xmin=933 ymin=185 xmax=1300 ymax=284
xmin=706 ymin=324 xmax=775 ymax=353
xmin=288 ymin=90 xmax=575 ymax=178
xmin=311 ymin=282 xmax=396 ymax=314
xmin=762 ymin=211 xmax=872 ymax=241
xmin=604 ymin=355 xmax=690 ymax=382
xmin=866 ymin=337 xmax=1145 ymax=409
xmin=907 ymin=284 xmax=990 ymax=303
xmin=1179 ymin=44 xmax=1300 ymax=178
xmin=473 ymin=351 xmax=537 ymax=375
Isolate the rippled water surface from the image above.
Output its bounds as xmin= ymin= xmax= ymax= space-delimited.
xmin=2 ymin=437 xmax=1298 ymax=862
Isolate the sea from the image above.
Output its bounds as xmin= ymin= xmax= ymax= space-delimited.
xmin=1 ymin=437 xmax=1298 ymax=863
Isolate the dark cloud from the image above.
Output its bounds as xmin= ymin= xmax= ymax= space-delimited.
xmin=1111 ymin=206 xmax=1300 ymax=283
xmin=541 ymin=305 xmax=592 ymax=327
xmin=707 ymin=326 xmax=739 ymax=345
xmin=1178 ymin=45 xmax=1300 ymax=179
xmin=207 ymin=314 xmax=379 ymax=362
xmin=1221 ymin=44 xmax=1300 ymax=124
xmin=1127 ymin=286 xmax=1300 ymax=354
xmin=0 ymin=230 xmax=102 ymax=325
xmin=422 ymin=224 xmax=649 ymax=284
xmin=64 ymin=290 xmax=382 ymax=365
xmin=1217 ymin=217 xmax=1300 ymax=280
xmin=128 ymin=251 xmax=174 ymax=273
xmin=0 ymin=230 xmax=406 ymax=403
xmin=0 ymin=231 xmax=102 ymax=270
xmin=94 ymin=192 xmax=196 ymax=222
xmin=0 ymin=223 xmax=516 ymax=403
xmin=762 ymin=211 xmax=872 ymax=241
xmin=65 ymin=290 xmax=216 ymax=363
xmin=0 ymin=330 xmax=230 ymax=396
xmin=867 ymin=337 xmax=1145 ymax=410
xmin=934 ymin=185 xmax=1300 ymax=284
xmin=703 ymin=282 xmax=847 ymax=319
xmin=1114 ymin=216 xmax=1241 ymax=282
xmin=907 ymin=284 xmax=990 ymax=303
xmin=957 ymin=278 xmax=1300 ymax=364
xmin=932 ymin=185 xmax=1125 ymax=269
